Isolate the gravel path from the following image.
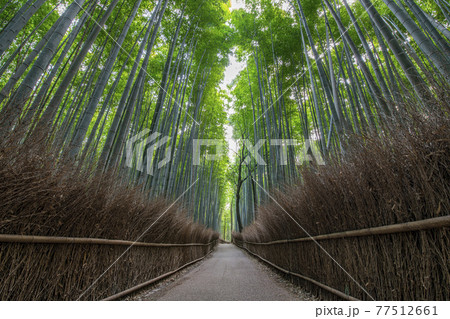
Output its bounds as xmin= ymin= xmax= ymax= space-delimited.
xmin=139 ymin=244 xmax=309 ymax=301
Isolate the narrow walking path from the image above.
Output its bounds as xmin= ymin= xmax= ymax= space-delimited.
xmin=148 ymin=244 xmax=303 ymax=301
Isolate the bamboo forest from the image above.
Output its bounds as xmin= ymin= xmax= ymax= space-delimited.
xmin=0 ymin=0 xmax=449 ymax=302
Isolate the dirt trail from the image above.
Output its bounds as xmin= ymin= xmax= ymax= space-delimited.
xmin=144 ymin=244 xmax=305 ymax=301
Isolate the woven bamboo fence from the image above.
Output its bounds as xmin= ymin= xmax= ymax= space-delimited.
xmin=0 ymin=234 xmax=217 ymax=300
xmin=234 ymin=215 xmax=450 ymax=300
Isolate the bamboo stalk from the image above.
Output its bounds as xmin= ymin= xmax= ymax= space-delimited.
xmin=0 ymin=234 xmax=216 ymax=247
xmin=241 ymin=215 xmax=450 ymax=245
xmin=235 ymin=242 xmax=359 ymax=301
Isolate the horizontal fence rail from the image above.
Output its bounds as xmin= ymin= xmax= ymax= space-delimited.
xmin=243 ymin=215 xmax=450 ymax=245
xmin=0 ymin=234 xmax=215 ymax=247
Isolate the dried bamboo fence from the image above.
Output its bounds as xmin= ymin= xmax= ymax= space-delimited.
xmin=0 ymin=234 xmax=217 ymax=300
xmin=234 ymin=215 xmax=450 ymax=300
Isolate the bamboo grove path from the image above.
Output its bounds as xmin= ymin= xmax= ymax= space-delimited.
xmin=140 ymin=244 xmax=303 ymax=301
